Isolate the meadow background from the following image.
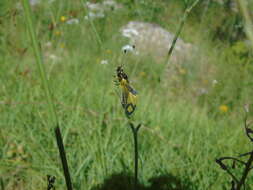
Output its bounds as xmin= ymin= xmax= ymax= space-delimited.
xmin=1 ymin=0 xmax=253 ymax=189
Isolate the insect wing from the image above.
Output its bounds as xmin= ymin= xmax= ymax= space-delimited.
xmin=116 ymin=66 xmax=137 ymax=117
xmin=123 ymin=83 xmax=137 ymax=116
xmin=126 ymin=84 xmax=137 ymax=95
xmin=121 ymin=89 xmax=128 ymax=108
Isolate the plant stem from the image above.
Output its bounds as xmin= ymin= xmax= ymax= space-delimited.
xmin=82 ymin=0 xmax=103 ymax=48
xmin=237 ymin=0 xmax=253 ymax=48
xmin=55 ymin=126 xmax=73 ymax=190
xmin=0 ymin=177 xmax=4 ymax=190
xmin=236 ymin=151 xmax=253 ymax=190
xmin=22 ymin=2 xmax=73 ymax=189
xmin=166 ymin=0 xmax=200 ymax=63
xmin=159 ymin=0 xmax=200 ymax=82
xmin=22 ymin=0 xmax=58 ymax=127
xmin=129 ymin=123 xmax=141 ymax=190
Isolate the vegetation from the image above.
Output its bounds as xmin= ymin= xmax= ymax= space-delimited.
xmin=0 ymin=0 xmax=253 ymax=189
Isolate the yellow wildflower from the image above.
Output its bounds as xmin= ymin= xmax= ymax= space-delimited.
xmin=106 ymin=49 xmax=112 ymax=54
xmin=179 ymin=68 xmax=187 ymax=75
xmin=139 ymin=71 xmax=146 ymax=77
xmin=54 ymin=31 xmax=61 ymax=36
xmin=202 ymin=79 xmax=208 ymax=85
xmin=60 ymin=16 xmax=67 ymax=22
xmin=60 ymin=43 xmax=65 ymax=48
xmin=219 ymin=105 xmax=228 ymax=113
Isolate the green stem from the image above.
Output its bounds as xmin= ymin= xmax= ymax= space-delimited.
xmin=81 ymin=0 xmax=103 ymax=48
xmin=166 ymin=0 xmax=200 ymax=63
xmin=158 ymin=0 xmax=200 ymax=83
xmin=22 ymin=2 xmax=73 ymax=189
xmin=129 ymin=123 xmax=142 ymax=190
xmin=22 ymin=0 xmax=58 ymax=127
xmin=0 ymin=177 xmax=4 ymax=190
xmin=55 ymin=127 xmax=73 ymax=190
xmin=237 ymin=0 xmax=253 ymax=49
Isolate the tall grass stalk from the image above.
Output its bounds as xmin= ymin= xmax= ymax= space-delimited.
xmin=216 ymin=2 xmax=253 ymax=189
xmin=166 ymin=0 xmax=200 ymax=63
xmin=22 ymin=0 xmax=58 ymax=126
xmin=159 ymin=0 xmax=200 ymax=83
xmin=129 ymin=122 xmax=142 ymax=190
xmin=22 ymin=1 xmax=73 ymax=189
xmin=55 ymin=126 xmax=73 ymax=190
xmin=82 ymin=0 xmax=103 ymax=47
xmin=216 ymin=106 xmax=253 ymax=190
xmin=237 ymin=0 xmax=253 ymax=47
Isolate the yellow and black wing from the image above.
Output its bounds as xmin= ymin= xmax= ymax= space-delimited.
xmin=121 ymin=82 xmax=137 ymax=117
xmin=116 ymin=66 xmax=138 ymax=117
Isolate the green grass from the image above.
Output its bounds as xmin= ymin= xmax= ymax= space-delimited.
xmin=1 ymin=0 xmax=253 ymax=189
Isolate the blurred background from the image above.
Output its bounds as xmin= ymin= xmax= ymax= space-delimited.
xmin=0 ymin=0 xmax=253 ymax=189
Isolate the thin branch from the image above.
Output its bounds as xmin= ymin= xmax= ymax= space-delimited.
xmin=22 ymin=0 xmax=58 ymax=127
xmin=216 ymin=158 xmax=240 ymax=184
xmin=237 ymin=0 xmax=253 ymax=48
xmin=216 ymin=105 xmax=253 ymax=190
xmin=239 ymin=151 xmax=253 ymax=157
xmin=166 ymin=0 xmax=200 ymax=63
xmin=129 ymin=122 xmax=142 ymax=190
xmin=55 ymin=126 xmax=73 ymax=190
xmin=236 ymin=152 xmax=253 ymax=190
xmin=217 ymin=157 xmax=247 ymax=166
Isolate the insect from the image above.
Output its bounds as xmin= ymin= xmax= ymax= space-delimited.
xmin=47 ymin=175 xmax=56 ymax=190
xmin=115 ymin=66 xmax=138 ymax=117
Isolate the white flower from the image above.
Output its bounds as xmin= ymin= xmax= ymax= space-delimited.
xmin=100 ymin=60 xmax=108 ymax=65
xmin=49 ymin=54 xmax=59 ymax=61
xmin=45 ymin=41 xmax=52 ymax=48
xmin=66 ymin=18 xmax=79 ymax=24
xmin=29 ymin=0 xmax=40 ymax=6
xmin=102 ymin=0 xmax=122 ymax=10
xmin=212 ymin=80 xmax=218 ymax=86
xmin=198 ymin=88 xmax=208 ymax=95
xmin=92 ymin=12 xmax=105 ymax=18
xmin=122 ymin=28 xmax=139 ymax=38
xmin=85 ymin=2 xmax=102 ymax=11
xmin=15 ymin=2 xmax=22 ymax=10
xmin=244 ymin=104 xmax=249 ymax=113
xmin=103 ymin=0 xmax=116 ymax=7
xmin=122 ymin=45 xmax=135 ymax=53
xmin=84 ymin=12 xmax=105 ymax=20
